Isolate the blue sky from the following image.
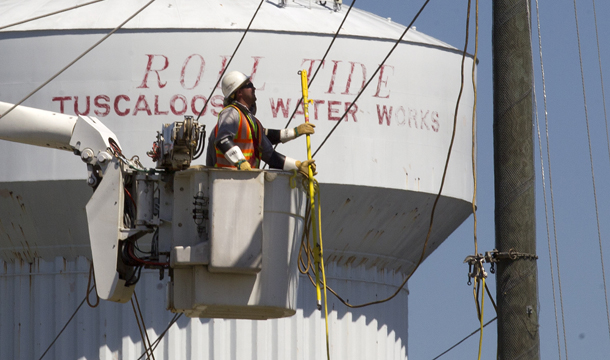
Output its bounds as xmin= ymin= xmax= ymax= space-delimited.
xmin=352 ymin=0 xmax=610 ymax=359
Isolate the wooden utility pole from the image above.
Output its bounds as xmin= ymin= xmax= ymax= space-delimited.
xmin=492 ymin=0 xmax=540 ymax=359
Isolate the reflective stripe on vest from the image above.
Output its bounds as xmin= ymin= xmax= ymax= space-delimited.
xmin=214 ymin=105 xmax=263 ymax=168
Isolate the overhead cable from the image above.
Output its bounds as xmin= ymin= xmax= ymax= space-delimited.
xmin=195 ymin=0 xmax=266 ymax=122
xmin=38 ymin=285 xmax=96 ymax=360
xmin=592 ymin=0 xmax=610 ymax=206
xmin=136 ymin=313 xmax=183 ymax=360
xmin=572 ymin=0 xmax=610 ymax=342
xmin=306 ymin=0 xmax=468 ymax=309
xmin=312 ymin=0 xmax=432 ymax=157
xmin=431 ymin=317 xmax=497 ymax=360
xmin=86 ymin=264 xmax=100 ymax=308
xmin=263 ymin=0 xmax=357 ymax=170
xmin=531 ymin=0 xmax=568 ymax=357
xmin=0 ymin=0 xmax=105 ymax=31
xmin=131 ymin=291 xmax=156 ymax=360
xmin=0 ymin=0 xmax=156 ymax=120
xmin=593 ymin=0 xmax=610 ymax=346
xmin=280 ymin=0 xmax=357 ymax=131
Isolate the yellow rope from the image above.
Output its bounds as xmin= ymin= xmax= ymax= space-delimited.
xmin=317 ymin=185 xmax=331 ymax=360
xmin=299 ymin=69 xmax=331 ymax=360
xmin=477 ymin=277 xmax=486 ymax=360
xmin=289 ymin=169 xmax=298 ymax=189
xmin=471 ymin=0 xmax=479 ymax=257
xmin=468 ymin=0 xmax=486 ymax=357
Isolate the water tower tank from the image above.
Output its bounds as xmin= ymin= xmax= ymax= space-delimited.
xmin=0 ymin=1 xmax=475 ymax=359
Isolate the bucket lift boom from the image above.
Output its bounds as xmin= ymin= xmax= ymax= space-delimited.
xmin=0 ymin=102 xmax=305 ymax=318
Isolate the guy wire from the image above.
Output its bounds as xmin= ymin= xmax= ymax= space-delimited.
xmin=572 ymin=0 xmax=610 ymax=342
xmin=0 ymin=0 xmax=105 ymax=31
xmin=0 ymin=0 xmax=157 ymax=120
xmin=532 ymin=0 xmax=568 ymax=357
xmin=195 ymin=0 xmax=266 ymax=122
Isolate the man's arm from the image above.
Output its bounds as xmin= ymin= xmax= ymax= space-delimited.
xmin=264 ymin=123 xmax=315 ymax=145
xmin=259 ymin=134 xmax=316 ymax=176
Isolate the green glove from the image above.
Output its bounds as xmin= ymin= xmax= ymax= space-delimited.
xmin=237 ymin=160 xmax=252 ymax=171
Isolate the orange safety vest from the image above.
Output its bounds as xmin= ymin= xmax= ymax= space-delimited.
xmin=214 ymin=105 xmax=264 ymax=168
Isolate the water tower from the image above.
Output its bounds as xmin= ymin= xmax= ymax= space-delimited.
xmin=0 ymin=1 xmax=475 ymax=359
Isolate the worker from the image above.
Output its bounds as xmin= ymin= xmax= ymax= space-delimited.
xmin=206 ymin=70 xmax=316 ymax=175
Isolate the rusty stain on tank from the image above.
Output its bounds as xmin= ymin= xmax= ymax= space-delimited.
xmin=373 ymin=230 xmax=385 ymax=240
xmin=409 ymin=207 xmax=420 ymax=221
xmin=4 ymin=227 xmax=15 ymax=246
xmin=363 ymin=229 xmax=373 ymax=240
xmin=11 ymin=251 xmax=22 ymax=262
xmin=345 ymin=256 xmax=356 ymax=266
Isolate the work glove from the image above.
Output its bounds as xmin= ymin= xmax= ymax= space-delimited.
xmin=295 ymin=123 xmax=316 ymax=137
xmin=295 ymin=159 xmax=317 ymax=178
xmin=237 ymin=160 xmax=252 ymax=171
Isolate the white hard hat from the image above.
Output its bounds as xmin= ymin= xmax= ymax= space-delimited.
xmin=221 ymin=71 xmax=250 ymax=99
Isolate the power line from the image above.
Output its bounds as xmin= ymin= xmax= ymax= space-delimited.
xmin=0 ymin=0 xmax=156 ymax=120
xmin=262 ymin=0 xmax=357 ymax=170
xmin=0 ymin=0 xmax=106 ymax=31
xmin=592 ymin=0 xmax=610 ymax=172
xmin=312 ymin=0 xmax=432 ymax=158
xmin=195 ymin=0 xmax=266 ymax=123
xmin=571 ymin=0 xmax=610 ymax=343
xmin=431 ymin=317 xmax=497 ymax=360
xmin=592 ymin=0 xmax=610 ymax=223
xmin=592 ymin=0 xmax=610 ymax=345
xmin=305 ymin=0 xmax=471 ymax=309
xmin=135 ymin=313 xmax=183 ymax=360
xmin=280 ymin=0 xmax=357 ymax=130
xmin=531 ymin=0 xmax=568 ymax=357
xmin=131 ymin=291 xmax=156 ymax=360
xmin=38 ymin=286 xmax=96 ymax=360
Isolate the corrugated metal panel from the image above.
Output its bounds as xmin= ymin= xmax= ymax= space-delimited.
xmin=0 ymin=0 xmax=453 ymax=49
xmin=1 ymin=256 xmax=408 ymax=360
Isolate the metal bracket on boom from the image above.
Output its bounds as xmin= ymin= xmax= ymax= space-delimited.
xmin=148 ymin=115 xmax=205 ymax=171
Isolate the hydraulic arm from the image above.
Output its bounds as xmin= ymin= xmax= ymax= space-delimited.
xmin=0 ymin=101 xmax=204 ymax=302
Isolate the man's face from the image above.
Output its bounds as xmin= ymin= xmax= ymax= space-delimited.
xmin=236 ymin=81 xmax=257 ymax=107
